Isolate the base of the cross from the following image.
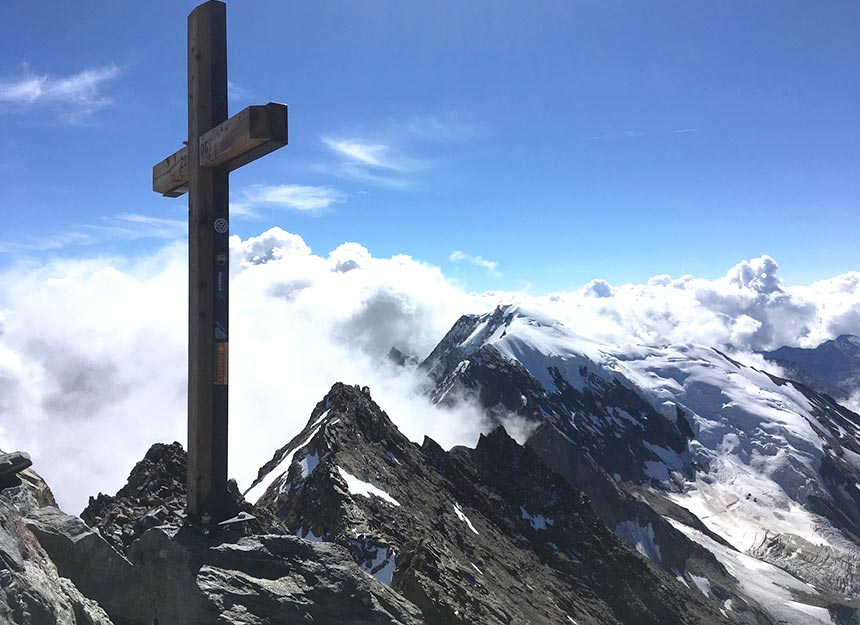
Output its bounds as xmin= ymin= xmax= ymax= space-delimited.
xmin=185 ymin=489 xmax=241 ymax=529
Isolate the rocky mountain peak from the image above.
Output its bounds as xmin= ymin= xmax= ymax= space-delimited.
xmin=244 ymin=382 xmax=414 ymax=508
xmin=317 ymin=382 xmax=407 ymax=446
xmin=81 ymin=442 xmax=187 ymax=553
xmin=118 ymin=441 xmax=185 ymax=500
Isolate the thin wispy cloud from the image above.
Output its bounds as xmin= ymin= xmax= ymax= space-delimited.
xmin=588 ymin=129 xmax=646 ymax=142
xmin=0 ymin=231 xmax=97 ymax=254
xmin=323 ymin=139 xmax=404 ymax=170
xmin=0 ymin=63 xmax=121 ymax=124
xmin=0 ymin=213 xmax=185 ymax=255
xmin=589 ymin=128 xmax=699 ymax=141
xmin=449 ymin=250 xmax=501 ymax=277
xmin=322 ymin=136 xmax=423 ymax=189
xmin=233 ymin=184 xmax=346 ymax=217
xmin=389 ymin=112 xmax=481 ymax=143
xmin=320 ymin=112 xmax=480 ymax=189
xmin=89 ymin=213 xmax=187 ymax=240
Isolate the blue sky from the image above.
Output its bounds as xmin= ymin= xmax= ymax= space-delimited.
xmin=1 ymin=0 xmax=858 ymax=292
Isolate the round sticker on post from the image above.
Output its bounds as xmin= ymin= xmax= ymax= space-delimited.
xmin=214 ymin=218 xmax=229 ymax=234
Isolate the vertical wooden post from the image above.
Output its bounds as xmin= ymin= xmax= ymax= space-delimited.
xmin=187 ymin=0 xmax=234 ymax=522
xmin=155 ymin=0 xmax=286 ymax=524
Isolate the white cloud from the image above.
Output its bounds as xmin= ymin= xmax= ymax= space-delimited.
xmin=0 ymin=230 xmax=480 ymax=513
xmin=535 ymin=255 xmax=860 ymax=352
xmin=0 ymin=64 xmax=120 ymax=123
xmin=234 ymin=184 xmax=345 ymax=215
xmin=449 ymin=250 xmax=501 ymax=277
xmin=0 ymin=235 xmax=858 ymax=517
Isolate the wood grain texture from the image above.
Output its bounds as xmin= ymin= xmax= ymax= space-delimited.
xmin=187 ymin=0 xmax=228 ymax=518
xmin=152 ymin=103 xmax=287 ymax=196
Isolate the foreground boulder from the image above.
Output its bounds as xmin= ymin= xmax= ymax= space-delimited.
xmin=123 ymin=526 xmax=424 ymax=625
xmin=0 ymin=451 xmax=113 ymax=625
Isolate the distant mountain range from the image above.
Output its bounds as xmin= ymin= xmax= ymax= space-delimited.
xmin=3 ymin=306 xmax=860 ymax=624
xmin=762 ymin=334 xmax=860 ymax=405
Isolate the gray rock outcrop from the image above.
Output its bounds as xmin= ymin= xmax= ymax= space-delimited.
xmin=121 ymin=526 xmax=424 ymax=625
xmin=0 ymin=456 xmax=113 ymax=625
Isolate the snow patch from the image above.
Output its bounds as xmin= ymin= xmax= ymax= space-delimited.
xmin=310 ymin=409 xmax=331 ymax=429
xmin=296 ymin=526 xmax=323 ymax=542
xmin=783 ymin=601 xmax=836 ymax=624
xmin=363 ymin=546 xmax=396 ymax=585
xmin=521 ymin=505 xmax=555 ymax=530
xmin=299 ymin=451 xmax=319 ymax=479
xmin=245 ymin=425 xmax=322 ymax=503
xmin=690 ymin=574 xmax=711 ymax=597
xmin=614 ymin=520 xmax=662 ymax=564
xmin=453 ymin=503 xmax=479 ymax=535
xmin=337 ymin=466 xmax=401 ymax=506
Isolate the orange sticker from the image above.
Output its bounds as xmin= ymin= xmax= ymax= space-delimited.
xmin=215 ymin=342 xmax=228 ymax=385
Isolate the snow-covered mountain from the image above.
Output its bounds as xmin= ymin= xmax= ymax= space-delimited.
xmin=416 ymin=305 xmax=860 ymax=622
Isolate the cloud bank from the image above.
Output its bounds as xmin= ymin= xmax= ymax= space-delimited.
xmin=0 ymin=229 xmax=857 ymax=514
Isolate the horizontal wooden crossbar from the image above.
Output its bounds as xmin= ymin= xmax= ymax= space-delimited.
xmin=153 ymin=102 xmax=288 ymax=197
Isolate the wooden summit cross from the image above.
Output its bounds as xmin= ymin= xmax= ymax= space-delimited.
xmin=152 ymin=0 xmax=287 ymax=524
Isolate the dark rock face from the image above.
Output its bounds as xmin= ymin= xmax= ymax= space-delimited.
xmin=0 ymin=460 xmax=114 ymax=625
xmin=0 ymin=451 xmax=32 ymax=484
xmin=250 ymin=383 xmax=757 ymax=625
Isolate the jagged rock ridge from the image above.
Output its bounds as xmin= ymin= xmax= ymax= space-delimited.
xmin=247 ymin=383 xmax=770 ymax=625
